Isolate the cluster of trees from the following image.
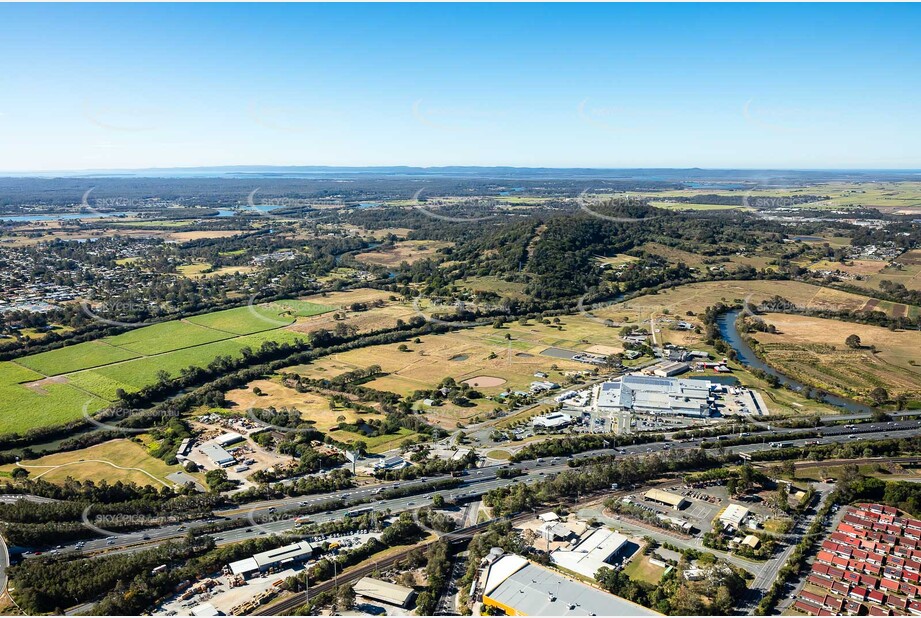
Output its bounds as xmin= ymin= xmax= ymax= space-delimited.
xmin=9 ymin=534 xmax=215 ymax=614
xmin=415 ymin=507 xmax=457 ymax=533
xmin=416 ymin=539 xmax=452 ymax=616
xmin=407 ymin=376 xmax=483 ymax=408
xmin=0 ymin=478 xmax=216 ymax=546
xmin=510 ymin=431 xmax=663 ymax=462
xmin=375 ymin=451 xmax=477 ymax=480
xmin=596 ymin=557 xmax=746 ymax=615
xmin=486 ymin=449 xmax=717 ymax=517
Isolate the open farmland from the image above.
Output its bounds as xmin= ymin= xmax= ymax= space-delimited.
xmin=186 ymin=303 xmax=322 ymax=334
xmin=70 ymin=329 xmax=306 ymax=399
xmin=0 ymin=379 xmax=109 ymax=436
xmin=0 ymin=302 xmax=314 ymax=435
xmin=750 ymin=314 xmax=921 ymax=406
xmin=286 ymin=288 xmax=418 ymax=336
xmin=106 ymin=321 xmax=235 ymax=355
xmin=353 ymin=240 xmax=453 ymax=267
xmin=632 ymin=181 xmax=921 ymax=213
xmin=594 ymin=279 xmax=907 ymax=321
xmin=454 ymin=276 xmax=531 ymax=300
xmin=16 ymin=340 xmax=140 ymax=375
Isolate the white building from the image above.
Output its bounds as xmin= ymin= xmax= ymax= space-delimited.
xmin=353 ymin=577 xmax=416 ymax=608
xmin=594 ymin=375 xmax=715 ymax=418
xmin=651 ymin=361 xmax=690 ymax=377
xmin=719 ymin=504 xmax=750 ymax=530
xmin=531 ymin=412 xmax=573 ymax=430
xmin=228 ymin=541 xmax=314 ymax=577
xmin=200 ymin=443 xmax=235 ymax=467
xmin=482 ymin=554 xmax=658 ymax=616
xmin=550 ymin=528 xmax=630 ymax=580
xmin=374 ymin=455 xmax=409 ymax=470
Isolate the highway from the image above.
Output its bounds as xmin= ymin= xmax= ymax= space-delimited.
xmin=17 ymin=419 xmax=921 ymax=561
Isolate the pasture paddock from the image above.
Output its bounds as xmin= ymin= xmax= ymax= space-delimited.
xmin=0 ymin=438 xmax=192 ymax=487
xmin=751 ymin=314 xmax=921 ymax=404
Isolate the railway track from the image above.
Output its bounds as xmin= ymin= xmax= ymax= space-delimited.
xmin=791 ymin=456 xmax=921 ymax=469
xmin=251 ymin=515 xmax=531 ymax=616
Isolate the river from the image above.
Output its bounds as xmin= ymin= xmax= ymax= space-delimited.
xmin=716 ymin=308 xmax=873 ymax=413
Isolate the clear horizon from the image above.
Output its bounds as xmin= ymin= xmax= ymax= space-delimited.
xmin=2 ymin=3 xmax=919 ymax=171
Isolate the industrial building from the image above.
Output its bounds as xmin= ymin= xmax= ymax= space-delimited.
xmin=594 ymin=374 xmax=715 ymax=418
xmin=719 ymin=504 xmax=751 ymax=530
xmin=213 ymin=432 xmax=244 ymax=447
xmin=531 ymin=412 xmax=573 ymax=430
xmin=482 ymin=554 xmax=658 ymax=616
xmin=373 ymin=455 xmax=409 ymax=470
xmin=353 ymin=577 xmax=416 ymax=608
xmin=228 ymin=541 xmax=313 ymax=577
xmin=200 ymin=443 xmax=235 ymax=467
xmin=644 ymin=488 xmax=689 ymax=510
xmin=550 ymin=528 xmax=631 ymax=580
xmin=538 ymin=520 xmax=575 ymax=542
xmin=650 ymin=360 xmax=690 ymax=377
xmin=190 ymin=602 xmax=221 ymax=616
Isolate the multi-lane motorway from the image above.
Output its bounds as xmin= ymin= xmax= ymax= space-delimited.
xmin=20 ymin=417 xmax=921 ymax=561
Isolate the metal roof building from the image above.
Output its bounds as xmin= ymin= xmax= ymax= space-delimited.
xmin=353 ymin=577 xmax=416 ymax=608
xmin=644 ymin=488 xmax=689 ymax=510
xmin=228 ymin=541 xmax=313 ymax=577
xmin=595 ymin=375 xmax=714 ymax=417
xmin=531 ymin=412 xmax=573 ymax=429
xmin=550 ymin=528 xmax=630 ymax=580
xmin=200 ymin=443 xmax=235 ymax=467
xmin=483 ymin=555 xmax=659 ymax=616
xmin=720 ymin=504 xmax=751 ymax=529
xmin=190 ymin=602 xmax=221 ymax=616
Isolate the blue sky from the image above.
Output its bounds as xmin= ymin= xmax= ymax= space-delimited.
xmin=1 ymin=3 xmax=919 ymax=171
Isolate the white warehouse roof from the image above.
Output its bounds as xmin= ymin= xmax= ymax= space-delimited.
xmin=550 ymin=528 xmax=629 ymax=580
xmin=720 ymin=504 xmax=750 ymax=529
xmin=353 ymin=577 xmax=415 ymax=607
xmin=484 ymin=555 xmax=658 ymax=616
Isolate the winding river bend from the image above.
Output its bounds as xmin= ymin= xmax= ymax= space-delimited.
xmin=716 ymin=309 xmax=873 ymax=413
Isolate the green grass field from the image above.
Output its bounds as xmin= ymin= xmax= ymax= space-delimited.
xmin=16 ymin=340 xmax=140 ymax=376
xmin=106 ymin=320 xmax=234 ymax=355
xmin=0 ymin=361 xmax=43 ymax=384
xmin=622 ymin=553 xmax=666 ymax=584
xmin=186 ymin=302 xmax=331 ymax=334
xmin=73 ymin=329 xmax=306 ymax=399
xmin=0 ymin=381 xmax=108 ymax=435
xmin=0 ymin=302 xmax=315 ymax=435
